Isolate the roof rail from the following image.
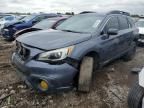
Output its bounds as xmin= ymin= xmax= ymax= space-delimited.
xmin=107 ymin=10 xmax=130 ymax=16
xmin=79 ymin=11 xmax=96 ymax=14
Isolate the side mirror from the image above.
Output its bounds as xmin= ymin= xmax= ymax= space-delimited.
xmin=107 ymin=28 xmax=118 ymax=35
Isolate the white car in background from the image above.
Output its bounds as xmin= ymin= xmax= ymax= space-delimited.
xmin=0 ymin=15 xmax=18 ymax=34
xmin=136 ymin=19 xmax=144 ymax=45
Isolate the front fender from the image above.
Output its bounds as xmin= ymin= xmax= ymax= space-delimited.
xmin=70 ymin=39 xmax=101 ymax=61
xmin=139 ymin=68 xmax=144 ymax=88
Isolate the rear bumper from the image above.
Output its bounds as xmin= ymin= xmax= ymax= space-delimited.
xmin=11 ymin=52 xmax=78 ymax=93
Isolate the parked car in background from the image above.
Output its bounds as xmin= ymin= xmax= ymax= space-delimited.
xmin=128 ymin=67 xmax=144 ymax=108
xmin=14 ymin=16 xmax=68 ymax=39
xmin=1 ymin=13 xmax=60 ymax=41
xmin=0 ymin=14 xmax=13 ymax=19
xmin=3 ymin=15 xmax=29 ymax=28
xmin=136 ymin=19 xmax=144 ymax=45
xmin=0 ymin=15 xmax=18 ymax=34
xmin=11 ymin=11 xmax=137 ymax=93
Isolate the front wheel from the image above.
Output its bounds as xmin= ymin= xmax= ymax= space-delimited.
xmin=78 ymin=56 xmax=94 ymax=92
xmin=128 ymin=82 xmax=144 ymax=108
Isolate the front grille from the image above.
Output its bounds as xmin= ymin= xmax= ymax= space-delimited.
xmin=16 ymin=42 xmax=30 ymax=61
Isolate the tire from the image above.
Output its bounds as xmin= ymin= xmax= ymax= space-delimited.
xmin=123 ymin=44 xmax=136 ymax=61
xmin=128 ymin=82 xmax=144 ymax=108
xmin=78 ymin=56 xmax=94 ymax=92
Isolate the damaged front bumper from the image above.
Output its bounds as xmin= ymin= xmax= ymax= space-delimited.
xmin=11 ymin=52 xmax=78 ymax=93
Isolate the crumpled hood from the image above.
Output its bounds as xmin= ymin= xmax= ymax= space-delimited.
xmin=16 ymin=29 xmax=92 ymax=50
xmin=138 ymin=27 xmax=144 ymax=35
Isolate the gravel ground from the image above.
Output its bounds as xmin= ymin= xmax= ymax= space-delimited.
xmin=0 ymin=37 xmax=144 ymax=108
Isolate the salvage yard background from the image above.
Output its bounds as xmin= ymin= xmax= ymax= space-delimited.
xmin=0 ymin=36 xmax=144 ymax=108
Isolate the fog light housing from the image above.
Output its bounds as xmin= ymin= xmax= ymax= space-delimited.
xmin=39 ymin=80 xmax=48 ymax=91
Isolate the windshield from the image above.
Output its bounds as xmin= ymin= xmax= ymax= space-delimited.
xmin=33 ymin=19 xmax=57 ymax=29
xmin=136 ymin=20 xmax=144 ymax=27
xmin=21 ymin=15 xmax=35 ymax=22
xmin=56 ymin=14 xmax=103 ymax=33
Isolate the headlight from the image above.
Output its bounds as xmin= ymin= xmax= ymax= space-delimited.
xmin=37 ymin=46 xmax=74 ymax=62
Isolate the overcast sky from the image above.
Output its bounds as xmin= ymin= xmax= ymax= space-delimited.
xmin=0 ymin=0 xmax=144 ymax=15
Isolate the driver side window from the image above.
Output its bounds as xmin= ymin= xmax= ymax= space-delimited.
xmin=103 ymin=17 xmax=119 ymax=34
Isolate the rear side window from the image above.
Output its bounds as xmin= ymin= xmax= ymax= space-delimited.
xmin=33 ymin=16 xmax=45 ymax=23
xmin=104 ymin=16 xmax=119 ymax=33
xmin=118 ymin=16 xmax=129 ymax=30
xmin=35 ymin=16 xmax=44 ymax=22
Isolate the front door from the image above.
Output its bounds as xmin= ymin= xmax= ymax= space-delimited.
xmin=99 ymin=16 xmax=120 ymax=62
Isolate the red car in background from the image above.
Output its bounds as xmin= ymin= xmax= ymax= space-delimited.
xmin=14 ymin=16 xmax=69 ymax=39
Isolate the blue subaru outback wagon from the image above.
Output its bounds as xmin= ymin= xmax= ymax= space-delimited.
xmin=11 ymin=11 xmax=138 ymax=93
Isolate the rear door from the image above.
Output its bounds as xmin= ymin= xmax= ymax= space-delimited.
xmin=117 ymin=15 xmax=132 ymax=52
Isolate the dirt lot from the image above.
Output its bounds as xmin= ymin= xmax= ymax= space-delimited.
xmin=0 ymin=36 xmax=144 ymax=108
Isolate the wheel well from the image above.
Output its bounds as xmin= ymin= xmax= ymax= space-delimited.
xmin=85 ymin=51 xmax=99 ymax=60
xmin=78 ymin=51 xmax=100 ymax=66
xmin=85 ymin=51 xmax=100 ymax=69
